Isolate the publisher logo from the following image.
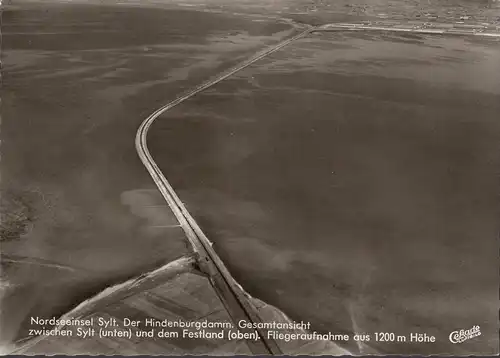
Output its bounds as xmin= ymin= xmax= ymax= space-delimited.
xmin=449 ymin=325 xmax=481 ymax=344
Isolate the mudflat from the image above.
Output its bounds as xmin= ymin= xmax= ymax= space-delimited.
xmin=1 ymin=2 xmax=294 ymax=344
xmin=147 ymin=31 xmax=500 ymax=355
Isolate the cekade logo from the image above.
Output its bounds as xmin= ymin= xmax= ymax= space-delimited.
xmin=449 ymin=325 xmax=481 ymax=344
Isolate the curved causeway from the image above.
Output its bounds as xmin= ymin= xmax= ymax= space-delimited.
xmin=134 ymin=26 xmax=316 ymax=356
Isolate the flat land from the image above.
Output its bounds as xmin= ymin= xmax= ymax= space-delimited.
xmin=148 ymin=31 xmax=500 ymax=355
xmin=27 ymin=0 xmax=499 ymax=25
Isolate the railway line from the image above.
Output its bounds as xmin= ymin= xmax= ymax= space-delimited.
xmin=135 ymin=25 xmax=315 ymax=355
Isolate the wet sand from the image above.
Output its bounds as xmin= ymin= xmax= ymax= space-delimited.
xmin=148 ymin=31 xmax=500 ymax=355
xmin=2 ymin=1 xmax=499 ymax=355
xmin=1 ymin=2 xmax=294 ymax=344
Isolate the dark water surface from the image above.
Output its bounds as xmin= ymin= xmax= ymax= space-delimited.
xmin=148 ymin=32 xmax=500 ymax=355
xmin=1 ymin=3 xmax=293 ymax=345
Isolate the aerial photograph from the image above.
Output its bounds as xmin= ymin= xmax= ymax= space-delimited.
xmin=1 ymin=0 xmax=499 ymax=355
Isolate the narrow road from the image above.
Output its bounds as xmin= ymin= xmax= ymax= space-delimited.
xmin=315 ymin=21 xmax=500 ymax=36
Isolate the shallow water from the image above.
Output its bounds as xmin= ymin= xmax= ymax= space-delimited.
xmin=2 ymin=1 xmax=499 ymax=355
xmin=1 ymin=3 xmax=293 ymax=345
xmin=148 ymin=31 xmax=500 ymax=354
